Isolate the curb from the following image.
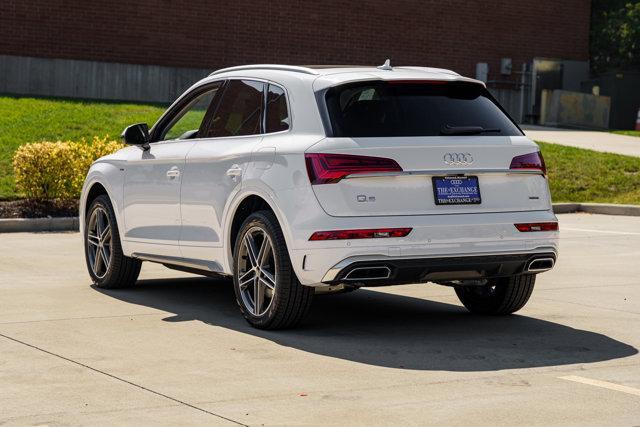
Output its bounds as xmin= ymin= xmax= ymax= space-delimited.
xmin=0 ymin=217 xmax=79 ymax=233
xmin=1 ymin=203 xmax=639 ymax=233
xmin=553 ymin=203 xmax=640 ymax=216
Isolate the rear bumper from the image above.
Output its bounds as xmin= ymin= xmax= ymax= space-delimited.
xmin=321 ymin=250 xmax=557 ymax=286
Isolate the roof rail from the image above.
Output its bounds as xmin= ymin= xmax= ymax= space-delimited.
xmin=209 ymin=64 xmax=319 ymax=77
xmin=395 ymin=66 xmax=460 ymax=76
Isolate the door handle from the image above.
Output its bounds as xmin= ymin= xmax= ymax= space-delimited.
xmin=226 ymin=165 xmax=243 ymax=177
xmin=166 ymin=166 xmax=180 ymax=179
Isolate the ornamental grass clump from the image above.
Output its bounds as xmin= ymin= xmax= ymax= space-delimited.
xmin=12 ymin=136 xmax=123 ymax=200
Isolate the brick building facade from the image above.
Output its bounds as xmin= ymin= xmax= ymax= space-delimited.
xmin=0 ymin=0 xmax=591 ymax=104
xmin=0 ymin=1 xmax=591 ymax=75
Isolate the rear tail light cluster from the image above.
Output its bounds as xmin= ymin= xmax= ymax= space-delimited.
xmin=514 ymin=222 xmax=559 ymax=232
xmin=510 ymin=151 xmax=546 ymax=175
xmin=305 ymin=153 xmax=402 ymax=185
xmin=309 ymin=227 xmax=412 ymax=241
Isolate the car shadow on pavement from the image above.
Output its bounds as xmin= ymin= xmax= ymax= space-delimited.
xmin=95 ymin=276 xmax=638 ymax=371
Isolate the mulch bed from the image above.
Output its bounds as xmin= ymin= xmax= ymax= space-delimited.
xmin=0 ymin=199 xmax=79 ymax=218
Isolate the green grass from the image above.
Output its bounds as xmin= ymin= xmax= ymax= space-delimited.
xmin=611 ymin=130 xmax=640 ymax=137
xmin=538 ymin=142 xmax=640 ymax=205
xmin=1 ymin=96 xmax=639 ymax=205
xmin=0 ymin=96 xmax=165 ymax=198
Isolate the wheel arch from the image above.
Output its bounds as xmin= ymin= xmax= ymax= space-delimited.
xmin=80 ymin=163 xmax=126 ymax=247
xmin=224 ymin=190 xmax=293 ymax=274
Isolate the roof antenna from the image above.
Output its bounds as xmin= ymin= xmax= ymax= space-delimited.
xmin=377 ymin=59 xmax=393 ymax=71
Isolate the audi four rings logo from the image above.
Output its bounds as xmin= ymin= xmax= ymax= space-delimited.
xmin=443 ymin=153 xmax=474 ymax=165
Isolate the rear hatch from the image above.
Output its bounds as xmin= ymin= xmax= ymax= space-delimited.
xmin=307 ymin=80 xmax=550 ymax=217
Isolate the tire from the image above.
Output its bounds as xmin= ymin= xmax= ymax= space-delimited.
xmin=84 ymin=194 xmax=141 ymax=289
xmin=454 ymin=274 xmax=536 ymax=315
xmin=232 ymin=211 xmax=313 ymax=329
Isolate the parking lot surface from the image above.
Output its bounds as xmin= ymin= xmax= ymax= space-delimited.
xmin=1 ymin=213 xmax=639 ymax=426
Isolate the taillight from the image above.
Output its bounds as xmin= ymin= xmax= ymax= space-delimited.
xmin=510 ymin=151 xmax=546 ymax=175
xmin=305 ymin=153 xmax=402 ymax=185
xmin=514 ymin=222 xmax=559 ymax=232
xmin=309 ymin=228 xmax=412 ymax=241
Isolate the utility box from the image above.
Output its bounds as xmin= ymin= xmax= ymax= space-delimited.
xmin=500 ymin=58 xmax=512 ymax=75
xmin=475 ymin=63 xmax=489 ymax=82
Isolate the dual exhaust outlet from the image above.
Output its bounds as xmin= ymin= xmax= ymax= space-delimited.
xmin=340 ymin=256 xmax=555 ymax=283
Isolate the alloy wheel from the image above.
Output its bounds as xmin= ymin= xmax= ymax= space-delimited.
xmin=87 ymin=206 xmax=112 ymax=279
xmin=237 ymin=226 xmax=277 ymax=316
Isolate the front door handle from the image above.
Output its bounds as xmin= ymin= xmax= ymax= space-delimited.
xmin=226 ymin=165 xmax=243 ymax=177
xmin=166 ymin=166 xmax=180 ymax=179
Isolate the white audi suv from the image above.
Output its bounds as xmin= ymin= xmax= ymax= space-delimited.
xmin=80 ymin=63 xmax=559 ymax=329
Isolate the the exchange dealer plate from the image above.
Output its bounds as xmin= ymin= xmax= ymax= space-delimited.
xmin=432 ymin=176 xmax=481 ymax=205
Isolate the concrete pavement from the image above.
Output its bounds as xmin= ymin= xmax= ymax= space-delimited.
xmin=523 ymin=125 xmax=640 ymax=157
xmin=1 ymin=214 xmax=639 ymax=425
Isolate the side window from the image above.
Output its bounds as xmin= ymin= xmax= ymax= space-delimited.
xmin=160 ymin=85 xmax=220 ymax=141
xmin=206 ymin=80 xmax=265 ymax=137
xmin=265 ymin=84 xmax=290 ymax=133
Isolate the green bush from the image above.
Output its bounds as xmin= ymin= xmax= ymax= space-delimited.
xmin=12 ymin=137 xmax=123 ymax=200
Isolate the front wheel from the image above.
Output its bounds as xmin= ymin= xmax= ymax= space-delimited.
xmin=455 ymin=274 xmax=536 ymax=315
xmin=84 ymin=195 xmax=141 ymax=288
xmin=233 ymin=211 xmax=313 ymax=329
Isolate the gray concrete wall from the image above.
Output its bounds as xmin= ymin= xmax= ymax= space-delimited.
xmin=540 ymin=89 xmax=611 ymax=129
xmin=0 ymin=55 xmax=211 ymax=104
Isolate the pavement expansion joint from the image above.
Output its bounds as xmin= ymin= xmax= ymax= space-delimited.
xmin=0 ymin=332 xmax=248 ymax=426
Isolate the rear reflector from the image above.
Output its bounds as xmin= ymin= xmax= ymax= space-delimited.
xmin=309 ymin=228 xmax=412 ymax=241
xmin=514 ymin=222 xmax=559 ymax=232
xmin=305 ymin=153 xmax=402 ymax=184
xmin=510 ymin=151 xmax=546 ymax=175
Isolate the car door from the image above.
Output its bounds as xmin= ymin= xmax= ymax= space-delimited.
xmin=122 ymin=83 xmax=222 ymax=256
xmin=180 ymin=79 xmax=266 ymax=263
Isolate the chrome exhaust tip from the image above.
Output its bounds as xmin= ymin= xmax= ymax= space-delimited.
xmin=527 ymin=257 xmax=555 ymax=273
xmin=343 ymin=266 xmax=391 ymax=281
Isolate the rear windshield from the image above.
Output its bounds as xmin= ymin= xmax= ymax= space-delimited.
xmin=324 ymin=81 xmax=522 ymax=137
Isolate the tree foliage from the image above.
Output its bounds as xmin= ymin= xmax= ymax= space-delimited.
xmin=591 ymin=1 xmax=640 ymax=73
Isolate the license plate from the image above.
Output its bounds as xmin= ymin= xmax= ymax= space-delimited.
xmin=432 ymin=176 xmax=481 ymax=205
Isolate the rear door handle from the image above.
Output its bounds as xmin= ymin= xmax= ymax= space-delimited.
xmin=166 ymin=166 xmax=180 ymax=179
xmin=226 ymin=165 xmax=243 ymax=177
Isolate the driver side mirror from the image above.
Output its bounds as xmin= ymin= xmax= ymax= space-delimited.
xmin=121 ymin=123 xmax=150 ymax=149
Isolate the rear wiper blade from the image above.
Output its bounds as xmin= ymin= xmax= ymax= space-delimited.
xmin=440 ymin=125 xmax=501 ymax=135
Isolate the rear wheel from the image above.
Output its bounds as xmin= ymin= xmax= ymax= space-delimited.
xmin=233 ymin=211 xmax=313 ymax=329
xmin=84 ymin=195 xmax=141 ymax=288
xmin=455 ymin=274 xmax=536 ymax=315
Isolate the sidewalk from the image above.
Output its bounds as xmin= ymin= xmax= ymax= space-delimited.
xmin=522 ymin=125 xmax=640 ymax=158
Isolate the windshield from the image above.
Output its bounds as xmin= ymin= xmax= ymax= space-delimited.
xmin=324 ymin=81 xmax=522 ymax=137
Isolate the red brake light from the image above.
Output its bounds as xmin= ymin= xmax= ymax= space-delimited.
xmin=510 ymin=151 xmax=546 ymax=175
xmin=305 ymin=153 xmax=402 ymax=185
xmin=309 ymin=228 xmax=412 ymax=241
xmin=514 ymin=222 xmax=559 ymax=232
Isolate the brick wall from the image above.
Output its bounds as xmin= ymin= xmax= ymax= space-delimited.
xmin=0 ymin=0 xmax=590 ymax=80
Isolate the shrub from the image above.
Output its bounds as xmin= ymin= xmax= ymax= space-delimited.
xmin=12 ymin=136 xmax=123 ymax=200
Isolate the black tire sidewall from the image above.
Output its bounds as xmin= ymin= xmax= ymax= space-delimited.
xmin=455 ymin=274 xmax=536 ymax=315
xmin=84 ymin=195 xmax=121 ymax=287
xmin=232 ymin=211 xmax=293 ymax=328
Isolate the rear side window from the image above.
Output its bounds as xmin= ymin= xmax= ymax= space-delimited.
xmin=265 ymin=84 xmax=290 ymax=133
xmin=325 ymin=81 xmax=522 ymax=137
xmin=206 ymin=80 xmax=265 ymax=137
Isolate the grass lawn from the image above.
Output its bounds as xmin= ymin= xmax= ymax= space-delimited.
xmin=0 ymin=96 xmax=165 ymax=198
xmin=1 ymin=96 xmax=639 ymax=205
xmin=611 ymin=130 xmax=640 ymax=137
xmin=538 ymin=142 xmax=640 ymax=205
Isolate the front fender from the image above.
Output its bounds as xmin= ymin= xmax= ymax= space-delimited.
xmin=80 ymin=161 xmax=126 ymax=245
